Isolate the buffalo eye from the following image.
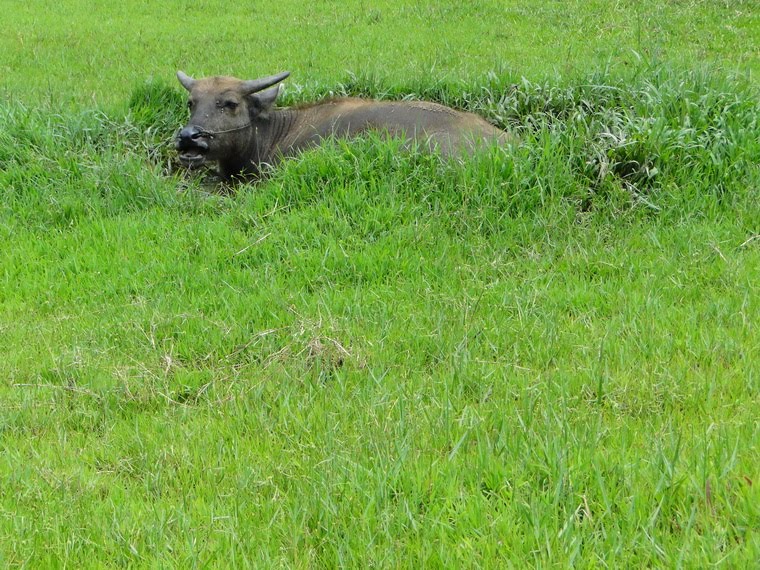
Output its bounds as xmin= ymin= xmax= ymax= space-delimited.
xmin=215 ymin=99 xmax=238 ymax=110
xmin=187 ymin=100 xmax=194 ymax=110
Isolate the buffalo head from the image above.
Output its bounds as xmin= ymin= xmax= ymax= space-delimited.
xmin=175 ymin=70 xmax=289 ymax=169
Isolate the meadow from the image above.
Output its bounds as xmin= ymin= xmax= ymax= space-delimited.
xmin=1 ymin=1 xmax=759 ymax=567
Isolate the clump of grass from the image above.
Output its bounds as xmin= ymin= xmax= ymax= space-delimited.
xmin=0 ymin=93 xmax=218 ymax=230
xmin=127 ymin=79 xmax=185 ymax=131
xmin=327 ymin=68 xmax=760 ymax=208
xmin=126 ymin=80 xmax=187 ymax=166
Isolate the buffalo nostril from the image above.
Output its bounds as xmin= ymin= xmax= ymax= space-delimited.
xmin=174 ymin=125 xmax=209 ymax=151
xmin=177 ymin=126 xmax=209 ymax=151
xmin=179 ymin=126 xmax=203 ymax=142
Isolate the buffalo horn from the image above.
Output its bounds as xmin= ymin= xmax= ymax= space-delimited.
xmin=240 ymin=72 xmax=291 ymax=95
xmin=176 ymin=71 xmax=196 ymax=91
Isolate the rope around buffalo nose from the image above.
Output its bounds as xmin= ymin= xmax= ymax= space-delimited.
xmin=184 ymin=122 xmax=253 ymax=139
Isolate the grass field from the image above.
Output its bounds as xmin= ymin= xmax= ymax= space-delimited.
xmin=1 ymin=1 xmax=759 ymax=567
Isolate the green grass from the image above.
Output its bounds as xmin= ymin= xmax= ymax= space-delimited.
xmin=1 ymin=1 xmax=759 ymax=567
xmin=2 ymin=0 xmax=759 ymax=107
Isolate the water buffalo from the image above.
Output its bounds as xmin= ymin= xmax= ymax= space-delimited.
xmin=175 ymin=70 xmax=511 ymax=179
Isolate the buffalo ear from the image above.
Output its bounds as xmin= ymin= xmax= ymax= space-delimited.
xmin=248 ymin=85 xmax=282 ymax=119
xmin=177 ymin=71 xmax=196 ymax=91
